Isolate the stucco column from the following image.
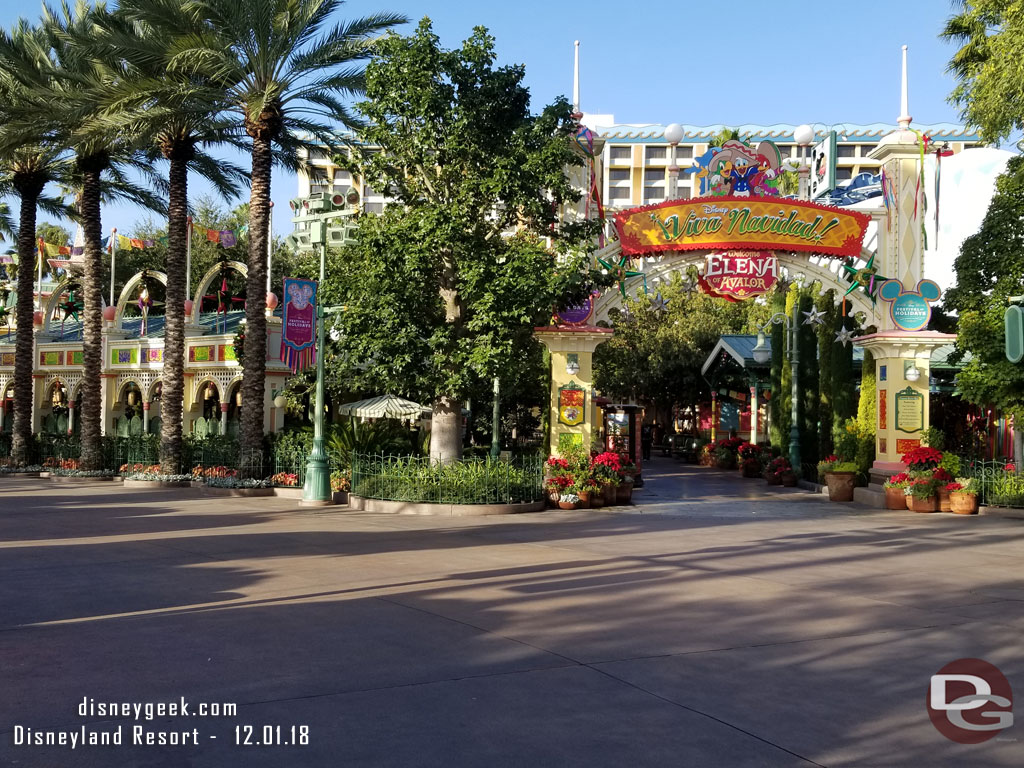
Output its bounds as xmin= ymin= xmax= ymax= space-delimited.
xmin=67 ymin=400 xmax=75 ymax=435
xmin=220 ymin=401 xmax=229 ymax=436
xmin=534 ymin=324 xmax=613 ymax=457
xmin=31 ymin=374 xmax=44 ymax=434
xmin=710 ymin=390 xmax=718 ymax=443
xmin=142 ymin=401 xmax=150 ymax=434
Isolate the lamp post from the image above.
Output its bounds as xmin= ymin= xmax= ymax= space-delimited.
xmin=295 ymin=195 xmax=356 ymax=505
xmin=793 ymin=124 xmax=814 ymax=200
xmin=490 ymin=376 xmax=500 ymax=460
xmin=751 ymin=299 xmax=802 ymax=472
xmin=665 ymin=123 xmax=684 ymax=199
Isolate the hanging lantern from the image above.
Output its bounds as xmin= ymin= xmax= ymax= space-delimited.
xmin=127 ymin=389 xmax=137 ymax=406
xmin=206 ymin=383 xmax=216 ymax=400
xmin=235 ymin=391 xmax=242 ymax=407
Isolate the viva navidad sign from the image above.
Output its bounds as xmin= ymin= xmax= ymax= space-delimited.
xmin=614 ymin=196 xmax=870 ymax=258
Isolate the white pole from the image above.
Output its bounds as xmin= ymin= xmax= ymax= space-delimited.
xmin=266 ymin=201 xmax=274 ymax=295
xmin=109 ymin=228 xmax=117 ymax=307
xmin=572 ymin=40 xmax=580 ymax=115
xmin=36 ymin=239 xmax=42 ymax=310
xmin=898 ymin=44 xmax=912 ymax=130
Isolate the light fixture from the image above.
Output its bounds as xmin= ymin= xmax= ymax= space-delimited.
xmin=566 ymin=353 xmax=580 ymax=376
xmin=793 ymin=124 xmax=815 ymax=146
xmin=273 ymin=393 xmax=287 ymax=409
xmin=206 ymin=383 xmax=216 ymax=399
xmin=664 ymin=123 xmax=684 ymax=146
xmin=235 ymin=391 xmax=242 ymax=407
xmin=752 ymin=332 xmax=771 ymax=364
xmin=905 ymin=364 xmax=922 ymax=382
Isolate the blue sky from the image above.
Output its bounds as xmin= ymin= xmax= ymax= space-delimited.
xmin=1 ymin=0 xmax=970 ymax=237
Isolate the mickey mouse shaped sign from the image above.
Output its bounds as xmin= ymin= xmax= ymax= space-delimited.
xmin=878 ymin=279 xmax=941 ymax=332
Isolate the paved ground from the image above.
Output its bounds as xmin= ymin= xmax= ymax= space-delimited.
xmin=2 ymin=459 xmax=1023 ymax=767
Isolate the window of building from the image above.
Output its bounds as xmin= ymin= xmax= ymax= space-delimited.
xmin=364 ymin=202 xmax=384 ymax=214
xmin=677 ymin=186 xmax=692 ymax=199
xmin=644 ymin=186 xmax=663 ymax=201
xmin=609 ymin=146 xmax=631 ymax=162
xmin=859 ymin=144 xmax=875 ymax=156
xmin=646 ymin=147 xmax=667 ymax=160
xmin=836 ymin=168 xmax=853 ymax=181
xmin=308 ymin=147 xmax=328 ymax=161
xmin=836 ymin=145 xmax=856 ymax=158
xmin=363 ymin=184 xmax=379 ymax=198
xmin=609 ymin=169 xmax=630 ymax=181
xmin=608 ymin=187 xmax=631 ymax=201
xmin=676 ymin=146 xmax=694 ymax=159
xmin=644 ymin=169 xmax=664 ymax=183
xmin=332 ymin=170 xmax=352 ymax=184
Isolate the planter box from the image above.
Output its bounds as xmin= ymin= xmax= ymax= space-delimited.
xmin=824 ymin=471 xmax=856 ymax=502
xmin=123 ymin=479 xmax=191 ymax=489
xmin=350 ymin=495 xmax=546 ymax=517
xmin=201 ymin=486 xmax=274 ymax=497
xmin=272 ymin=486 xmax=304 ymax=499
xmin=937 ymin=488 xmax=952 ymax=513
xmin=558 ymin=501 xmax=578 ymax=510
xmin=51 ymin=474 xmax=117 ymax=483
xmin=616 ymin=483 xmax=633 ymax=504
xmin=332 ymin=491 xmax=348 ymax=506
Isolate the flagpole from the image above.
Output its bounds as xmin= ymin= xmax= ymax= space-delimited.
xmin=36 ymin=237 xmax=43 ymax=311
xmin=109 ymin=228 xmax=117 ymax=307
xmin=266 ymin=202 xmax=273 ymax=295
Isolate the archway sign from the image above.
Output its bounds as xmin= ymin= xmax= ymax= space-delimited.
xmin=537 ymin=128 xmax=955 ymax=479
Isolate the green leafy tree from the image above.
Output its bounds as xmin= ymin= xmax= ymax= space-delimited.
xmin=327 ymin=20 xmax=599 ymax=463
xmin=594 ymin=270 xmax=764 ymax=425
xmin=830 ymin=300 xmax=857 ymax=446
xmin=945 ymin=155 xmax=1024 ymax=427
xmin=769 ymin=286 xmax=787 ymax=448
xmin=816 ymin=290 xmax=837 ymax=457
xmin=942 ymin=0 xmax=1024 ymax=144
xmin=183 ymin=0 xmax=405 ymax=460
xmin=799 ymin=289 xmax=819 ymax=465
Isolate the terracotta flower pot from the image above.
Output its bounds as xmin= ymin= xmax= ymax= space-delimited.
xmin=590 ymin=489 xmax=604 ymax=508
xmin=907 ymin=495 xmax=939 ymax=513
xmin=781 ymin=472 xmax=798 ymax=487
xmin=741 ymin=462 xmax=761 ymax=478
xmin=616 ymin=482 xmax=633 ymax=503
xmin=766 ymin=474 xmax=782 ymax=486
xmin=547 ymin=490 xmax=560 ymax=508
xmin=949 ymin=491 xmax=979 ymax=515
xmin=558 ymin=501 xmax=578 ymax=510
xmin=884 ymin=486 xmax=907 ymax=510
xmin=578 ymin=490 xmax=592 ymax=508
xmin=716 ymin=456 xmax=737 ymax=470
xmin=825 ymin=471 xmax=856 ymax=502
xmin=936 ymin=487 xmax=952 ymax=513
xmin=603 ymin=482 xmax=616 ymax=505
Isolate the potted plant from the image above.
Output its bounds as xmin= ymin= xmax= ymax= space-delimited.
xmin=617 ymin=462 xmax=636 ymax=503
xmin=823 ymin=460 xmax=859 ymax=502
xmin=763 ymin=456 xmax=790 ymax=486
xmin=558 ymin=492 xmax=579 ymax=510
xmin=591 ymin=452 xmax=621 ymax=505
xmin=948 ymin=477 xmax=979 ymax=515
xmin=905 ymin=474 xmax=939 ymax=512
xmin=816 ymin=454 xmax=839 ymax=483
xmin=932 ymin=467 xmax=955 ymax=512
xmin=883 ymin=472 xmax=910 ymax=510
xmin=585 ymin=478 xmax=604 ymax=508
xmin=713 ymin=437 xmax=743 ymax=470
xmin=901 ymin=445 xmax=944 ymax=472
xmin=779 ymin=467 xmax=799 ymax=487
xmin=574 ymin=480 xmax=593 ymax=509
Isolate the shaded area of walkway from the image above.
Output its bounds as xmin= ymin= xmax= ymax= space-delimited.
xmin=1 ymin=474 xmax=1023 ymax=767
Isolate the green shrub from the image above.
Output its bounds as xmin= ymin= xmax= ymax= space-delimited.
xmin=352 ymin=454 xmax=543 ymax=504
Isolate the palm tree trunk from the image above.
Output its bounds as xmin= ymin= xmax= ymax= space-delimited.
xmin=160 ymin=150 xmax=190 ymax=473
xmin=78 ymin=157 xmax=107 ymax=471
xmin=239 ymin=134 xmax=271 ymax=471
xmin=10 ymin=177 xmax=44 ymax=465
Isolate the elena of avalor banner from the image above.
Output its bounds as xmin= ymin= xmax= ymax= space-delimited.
xmin=613 ymin=196 xmax=870 ymax=258
xmin=699 ymin=251 xmax=778 ymax=302
xmin=280 ymin=278 xmax=317 ymax=373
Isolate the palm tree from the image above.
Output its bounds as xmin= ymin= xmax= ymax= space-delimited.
xmin=103 ymin=0 xmax=248 ymax=473
xmin=26 ymin=1 xmax=165 ymax=469
xmin=183 ymin=0 xmax=406 ymax=461
xmin=0 ymin=20 xmax=75 ymax=466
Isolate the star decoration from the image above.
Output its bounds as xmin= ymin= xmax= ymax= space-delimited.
xmin=597 ymin=253 xmax=647 ymax=298
xmin=802 ymin=307 xmax=826 ymax=326
xmin=840 ymin=254 xmax=888 ymax=304
xmin=650 ymin=293 xmax=669 ymax=315
xmin=835 ymin=325 xmax=856 ymax=347
xmin=679 ymin=276 xmax=698 ymax=296
xmin=616 ymin=305 xmax=633 ymax=324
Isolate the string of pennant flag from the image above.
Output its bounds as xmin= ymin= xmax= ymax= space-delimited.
xmin=36 ymin=222 xmax=249 ymax=258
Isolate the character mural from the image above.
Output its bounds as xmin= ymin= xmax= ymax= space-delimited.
xmin=687 ymin=138 xmax=799 ymax=198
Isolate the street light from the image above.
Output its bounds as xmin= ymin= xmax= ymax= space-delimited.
xmin=753 ymin=300 xmax=802 ymax=472
xmin=665 ymin=123 xmax=684 ymax=199
xmin=289 ymin=191 xmax=358 ymax=505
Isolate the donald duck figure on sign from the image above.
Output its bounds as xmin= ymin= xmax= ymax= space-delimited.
xmin=705 ymin=139 xmax=799 ymax=197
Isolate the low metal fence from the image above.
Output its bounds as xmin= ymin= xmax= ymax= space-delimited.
xmin=958 ymin=458 xmax=1024 ymax=508
xmin=351 ymin=453 xmax=544 ymax=505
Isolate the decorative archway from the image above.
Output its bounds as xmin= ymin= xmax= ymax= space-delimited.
xmin=191 ymin=260 xmax=248 ymax=326
xmin=41 ymin=277 xmax=86 ymax=339
xmin=115 ymin=270 xmax=168 ymax=335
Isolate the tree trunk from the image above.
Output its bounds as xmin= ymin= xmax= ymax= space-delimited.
xmin=430 ymin=395 xmax=463 ymax=464
xmin=239 ymin=134 xmax=272 ymax=470
xmin=10 ymin=175 xmax=44 ymax=465
xmin=160 ymin=149 xmax=190 ymax=473
xmin=78 ymin=156 xmax=107 ymax=471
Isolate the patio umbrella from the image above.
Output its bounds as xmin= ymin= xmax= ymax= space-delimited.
xmin=336 ymin=394 xmax=425 ymax=419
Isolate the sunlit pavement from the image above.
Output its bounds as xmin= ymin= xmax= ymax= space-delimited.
xmin=2 ymin=463 xmax=1023 ymax=767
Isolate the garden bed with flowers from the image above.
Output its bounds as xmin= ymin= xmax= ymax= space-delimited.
xmin=882 ymin=446 xmax=978 ymax=514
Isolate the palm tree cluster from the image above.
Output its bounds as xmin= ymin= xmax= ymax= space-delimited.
xmin=0 ymin=0 xmax=405 ymax=471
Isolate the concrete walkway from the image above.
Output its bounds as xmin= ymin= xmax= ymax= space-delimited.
xmin=2 ymin=460 xmax=1023 ymax=767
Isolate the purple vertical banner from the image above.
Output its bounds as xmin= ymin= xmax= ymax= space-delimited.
xmin=280 ymin=278 xmax=317 ymax=373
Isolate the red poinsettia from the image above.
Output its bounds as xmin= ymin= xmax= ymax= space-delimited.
xmin=945 ymin=482 xmax=964 ymax=492
xmin=1005 ymin=463 xmax=1017 ymax=472
xmin=889 ymin=472 xmax=909 ymax=484
xmin=901 ymin=446 xmax=943 ymax=470
xmin=591 ymin=452 xmax=622 ymax=472
xmin=932 ymin=467 xmax=953 ymax=483
xmin=547 ymin=457 xmax=570 ymax=471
